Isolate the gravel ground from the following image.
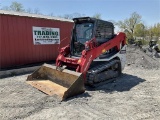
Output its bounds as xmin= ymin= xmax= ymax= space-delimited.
xmin=0 ymin=65 xmax=160 ymax=120
xmin=126 ymin=45 xmax=160 ymax=69
xmin=0 ymin=46 xmax=160 ymax=120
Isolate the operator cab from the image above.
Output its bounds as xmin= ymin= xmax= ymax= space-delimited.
xmin=71 ymin=17 xmax=114 ymax=57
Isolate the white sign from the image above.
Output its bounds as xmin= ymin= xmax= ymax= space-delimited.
xmin=33 ymin=27 xmax=60 ymax=45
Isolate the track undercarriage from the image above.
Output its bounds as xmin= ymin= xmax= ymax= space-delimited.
xmin=87 ymin=59 xmax=121 ymax=86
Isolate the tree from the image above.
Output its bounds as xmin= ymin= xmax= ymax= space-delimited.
xmin=93 ymin=13 xmax=101 ymax=19
xmin=152 ymin=23 xmax=160 ymax=37
xmin=63 ymin=14 xmax=73 ymax=19
xmin=25 ymin=8 xmax=42 ymax=14
xmin=26 ymin=8 xmax=33 ymax=13
xmin=49 ymin=13 xmax=54 ymax=16
xmin=117 ymin=12 xmax=142 ymax=40
xmin=134 ymin=23 xmax=145 ymax=37
xmin=10 ymin=1 xmax=24 ymax=12
xmin=33 ymin=8 xmax=41 ymax=14
xmin=145 ymin=23 xmax=160 ymax=40
xmin=62 ymin=13 xmax=85 ymax=19
xmin=1 ymin=1 xmax=24 ymax=12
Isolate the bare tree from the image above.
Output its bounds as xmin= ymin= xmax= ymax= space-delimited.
xmin=49 ymin=13 xmax=54 ymax=16
xmin=63 ymin=14 xmax=73 ymax=19
xmin=33 ymin=8 xmax=41 ymax=14
xmin=62 ymin=13 xmax=85 ymax=19
xmin=93 ymin=13 xmax=101 ymax=19
xmin=26 ymin=8 xmax=33 ymax=13
xmin=117 ymin=12 xmax=142 ymax=39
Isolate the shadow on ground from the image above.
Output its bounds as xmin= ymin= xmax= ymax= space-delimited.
xmin=87 ymin=73 xmax=146 ymax=92
xmin=66 ymin=73 xmax=146 ymax=101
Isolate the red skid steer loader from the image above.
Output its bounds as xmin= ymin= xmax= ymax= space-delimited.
xmin=27 ymin=17 xmax=126 ymax=101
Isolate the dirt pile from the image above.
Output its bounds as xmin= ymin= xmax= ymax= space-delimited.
xmin=126 ymin=45 xmax=160 ymax=69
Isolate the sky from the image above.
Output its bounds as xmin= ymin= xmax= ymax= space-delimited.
xmin=0 ymin=0 xmax=160 ymax=26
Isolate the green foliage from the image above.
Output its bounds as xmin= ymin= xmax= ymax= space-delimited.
xmin=149 ymin=23 xmax=160 ymax=37
xmin=134 ymin=23 xmax=145 ymax=37
xmin=116 ymin=12 xmax=159 ymax=45
xmin=117 ymin=12 xmax=142 ymax=39
xmin=10 ymin=1 xmax=24 ymax=12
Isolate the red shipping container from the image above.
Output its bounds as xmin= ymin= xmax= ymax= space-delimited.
xmin=0 ymin=10 xmax=74 ymax=69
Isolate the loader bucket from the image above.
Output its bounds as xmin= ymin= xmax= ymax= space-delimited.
xmin=26 ymin=63 xmax=85 ymax=101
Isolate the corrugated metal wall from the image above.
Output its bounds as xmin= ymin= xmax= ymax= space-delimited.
xmin=0 ymin=14 xmax=73 ymax=69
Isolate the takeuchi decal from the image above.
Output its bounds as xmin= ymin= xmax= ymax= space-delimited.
xmin=33 ymin=26 xmax=60 ymax=45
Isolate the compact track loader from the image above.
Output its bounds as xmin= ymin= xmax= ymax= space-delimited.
xmin=27 ymin=17 xmax=127 ymax=101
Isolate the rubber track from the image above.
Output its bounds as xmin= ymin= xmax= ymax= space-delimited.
xmin=87 ymin=59 xmax=120 ymax=87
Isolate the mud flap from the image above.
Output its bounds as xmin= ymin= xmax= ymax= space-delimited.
xmin=26 ymin=63 xmax=85 ymax=101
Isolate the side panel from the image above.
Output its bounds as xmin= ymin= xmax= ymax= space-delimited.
xmin=0 ymin=14 xmax=73 ymax=69
xmin=93 ymin=45 xmax=127 ymax=70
